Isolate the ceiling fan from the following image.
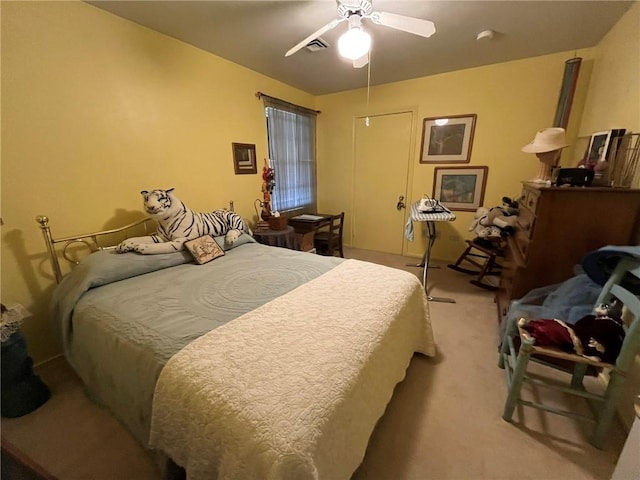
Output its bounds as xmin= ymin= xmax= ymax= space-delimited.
xmin=285 ymin=0 xmax=436 ymax=68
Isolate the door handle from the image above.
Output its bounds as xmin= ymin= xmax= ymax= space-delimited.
xmin=396 ymin=195 xmax=406 ymax=211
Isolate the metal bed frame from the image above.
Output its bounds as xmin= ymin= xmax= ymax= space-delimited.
xmin=36 ymin=215 xmax=155 ymax=284
xmin=36 ymin=201 xmax=236 ymax=284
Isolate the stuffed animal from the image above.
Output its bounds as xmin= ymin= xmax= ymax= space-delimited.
xmin=480 ymin=207 xmax=519 ymax=235
xmin=116 ymin=188 xmax=252 ymax=255
xmin=501 ymin=196 xmax=520 ymax=216
xmin=469 ymin=203 xmax=519 ymax=239
xmin=518 ymin=317 xmax=577 ymax=352
xmin=469 ymin=207 xmax=502 ymax=239
xmin=518 ymin=300 xmax=626 ymax=364
xmin=572 ymin=300 xmax=625 ymax=363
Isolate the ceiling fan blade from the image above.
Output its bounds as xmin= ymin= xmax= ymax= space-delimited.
xmin=285 ymin=18 xmax=345 ymax=57
xmin=353 ymin=53 xmax=369 ymax=69
xmin=369 ymin=11 xmax=436 ymax=38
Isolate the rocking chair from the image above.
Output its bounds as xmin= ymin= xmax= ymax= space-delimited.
xmin=448 ymin=238 xmax=505 ymax=291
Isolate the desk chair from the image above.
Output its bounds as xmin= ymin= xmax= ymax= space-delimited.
xmin=314 ymin=212 xmax=344 ymax=257
xmin=499 ymin=256 xmax=640 ymax=448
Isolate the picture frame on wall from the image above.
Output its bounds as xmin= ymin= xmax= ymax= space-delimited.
xmin=433 ymin=166 xmax=488 ymax=212
xmin=420 ymin=114 xmax=477 ymax=163
xmin=232 ymin=142 xmax=257 ymax=174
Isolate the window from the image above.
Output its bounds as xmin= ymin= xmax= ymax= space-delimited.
xmin=263 ymin=97 xmax=317 ymax=213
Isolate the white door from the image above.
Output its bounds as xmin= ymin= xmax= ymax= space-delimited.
xmin=352 ymin=111 xmax=413 ymax=254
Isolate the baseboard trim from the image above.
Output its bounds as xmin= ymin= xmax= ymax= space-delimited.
xmin=33 ymin=354 xmax=63 ymax=369
xmin=1 ymin=436 xmax=58 ymax=480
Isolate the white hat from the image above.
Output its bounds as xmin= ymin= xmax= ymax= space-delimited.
xmin=521 ymin=127 xmax=569 ymax=153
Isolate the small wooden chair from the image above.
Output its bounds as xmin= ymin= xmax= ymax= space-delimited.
xmin=498 ymin=256 xmax=640 ymax=448
xmin=314 ymin=212 xmax=344 ymax=257
xmin=448 ymin=238 xmax=504 ymax=291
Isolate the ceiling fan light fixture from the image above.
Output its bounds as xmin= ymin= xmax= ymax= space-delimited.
xmin=338 ymin=27 xmax=371 ymax=60
xmin=285 ymin=0 xmax=436 ymax=61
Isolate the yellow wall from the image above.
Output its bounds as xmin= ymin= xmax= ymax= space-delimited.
xmin=316 ymin=50 xmax=594 ymax=261
xmin=1 ymin=1 xmax=315 ymax=362
xmin=579 ymin=1 xmax=640 ymax=137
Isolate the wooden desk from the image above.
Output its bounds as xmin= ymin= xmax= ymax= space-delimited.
xmin=288 ymin=214 xmax=333 ymax=252
xmin=288 ymin=214 xmax=332 ymax=233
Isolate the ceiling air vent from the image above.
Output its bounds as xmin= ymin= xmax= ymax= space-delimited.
xmin=306 ymin=38 xmax=329 ymax=52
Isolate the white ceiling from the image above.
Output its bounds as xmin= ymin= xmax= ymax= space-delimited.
xmin=87 ymin=1 xmax=635 ymax=95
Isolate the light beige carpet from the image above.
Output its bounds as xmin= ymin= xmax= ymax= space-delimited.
xmin=1 ymin=247 xmax=629 ymax=479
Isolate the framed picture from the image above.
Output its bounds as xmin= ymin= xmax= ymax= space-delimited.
xmin=586 ymin=129 xmax=626 ymax=164
xmin=232 ymin=142 xmax=257 ymax=174
xmin=420 ymin=114 xmax=477 ymax=163
xmin=433 ymin=166 xmax=488 ymax=212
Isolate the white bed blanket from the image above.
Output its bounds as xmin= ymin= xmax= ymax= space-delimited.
xmin=149 ymin=259 xmax=435 ymax=480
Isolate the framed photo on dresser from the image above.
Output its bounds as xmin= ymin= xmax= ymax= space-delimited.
xmin=586 ymin=129 xmax=626 ymax=164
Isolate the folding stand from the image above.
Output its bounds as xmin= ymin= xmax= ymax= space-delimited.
xmin=405 ymin=201 xmax=457 ymax=303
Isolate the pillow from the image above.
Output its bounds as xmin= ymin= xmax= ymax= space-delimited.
xmin=185 ymin=235 xmax=225 ymax=265
xmin=213 ymin=232 xmax=257 ymax=251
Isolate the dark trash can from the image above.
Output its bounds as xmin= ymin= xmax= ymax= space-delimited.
xmin=1 ymin=330 xmax=50 ymax=418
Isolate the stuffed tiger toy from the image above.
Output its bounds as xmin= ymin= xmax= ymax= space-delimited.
xmin=116 ymin=188 xmax=252 ymax=255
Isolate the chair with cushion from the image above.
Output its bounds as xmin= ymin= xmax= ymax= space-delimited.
xmin=314 ymin=212 xmax=344 ymax=257
xmin=498 ymin=254 xmax=640 ymax=448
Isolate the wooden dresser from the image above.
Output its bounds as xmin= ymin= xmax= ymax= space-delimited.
xmin=496 ymin=182 xmax=640 ymax=321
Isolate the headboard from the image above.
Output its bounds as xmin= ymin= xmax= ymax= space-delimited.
xmin=36 ymin=215 xmax=155 ymax=284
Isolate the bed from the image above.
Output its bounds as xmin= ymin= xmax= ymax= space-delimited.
xmin=38 ymin=215 xmax=436 ymax=480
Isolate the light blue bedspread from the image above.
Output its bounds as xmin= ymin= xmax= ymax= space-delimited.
xmin=50 ymin=235 xmax=344 ymax=447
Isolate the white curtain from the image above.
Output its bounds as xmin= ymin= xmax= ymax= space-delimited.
xmin=264 ymin=100 xmax=317 ymax=213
